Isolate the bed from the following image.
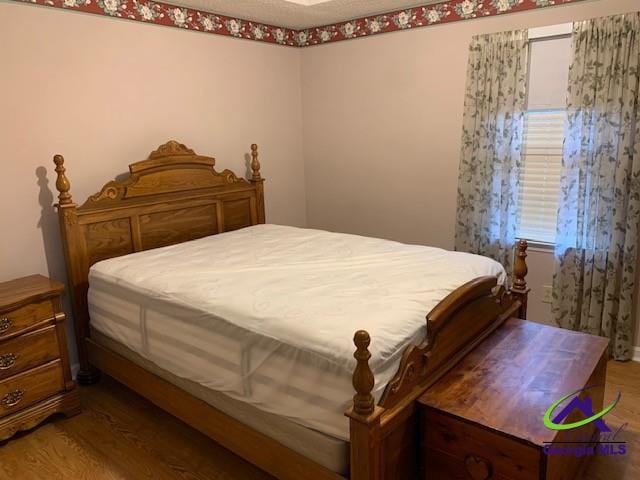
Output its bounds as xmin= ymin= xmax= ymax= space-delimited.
xmin=53 ymin=140 xmax=530 ymax=480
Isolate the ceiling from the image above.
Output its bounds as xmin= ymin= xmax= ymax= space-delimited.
xmin=170 ymin=0 xmax=442 ymax=29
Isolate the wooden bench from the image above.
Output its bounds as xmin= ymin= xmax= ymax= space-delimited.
xmin=419 ymin=318 xmax=610 ymax=480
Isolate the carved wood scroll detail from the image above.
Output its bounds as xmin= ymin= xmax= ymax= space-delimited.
xmin=148 ymin=140 xmax=195 ymax=158
xmin=89 ymin=181 xmax=124 ymax=203
xmin=81 ymin=140 xmax=248 ymax=209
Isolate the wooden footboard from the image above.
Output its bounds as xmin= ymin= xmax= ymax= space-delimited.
xmin=347 ymin=241 xmax=529 ymax=480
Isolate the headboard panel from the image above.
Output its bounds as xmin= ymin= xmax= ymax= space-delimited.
xmin=54 ymin=140 xmax=265 ymax=383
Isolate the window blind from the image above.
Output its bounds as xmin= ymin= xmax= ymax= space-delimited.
xmin=517 ymin=109 xmax=565 ymax=244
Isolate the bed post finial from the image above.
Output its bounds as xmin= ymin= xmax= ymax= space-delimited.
xmin=347 ymin=330 xmax=383 ymax=479
xmin=53 ymin=154 xmax=73 ymax=205
xmin=352 ymin=330 xmax=375 ymax=416
xmin=511 ymin=239 xmax=529 ymax=318
xmin=250 ymin=143 xmax=261 ymax=182
xmin=513 ymin=239 xmax=528 ymax=291
xmin=250 ymin=143 xmax=265 ymax=224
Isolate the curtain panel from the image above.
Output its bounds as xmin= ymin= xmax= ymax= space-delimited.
xmin=454 ymin=30 xmax=528 ymax=272
xmin=553 ymin=13 xmax=640 ymax=360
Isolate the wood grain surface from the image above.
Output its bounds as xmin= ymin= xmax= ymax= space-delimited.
xmin=0 ymin=275 xmax=79 ymax=442
xmin=53 ymin=141 xmax=266 ymax=385
xmin=420 ymin=318 xmax=610 ymax=446
xmin=0 ymin=362 xmax=637 ymax=479
xmin=0 ymin=276 xmax=64 ymax=312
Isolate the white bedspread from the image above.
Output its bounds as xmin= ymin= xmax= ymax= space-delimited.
xmin=88 ymin=224 xmax=505 ymax=439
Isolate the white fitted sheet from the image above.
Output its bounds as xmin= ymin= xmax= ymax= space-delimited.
xmin=88 ymin=224 xmax=505 ymax=440
xmin=91 ymin=329 xmax=350 ymax=475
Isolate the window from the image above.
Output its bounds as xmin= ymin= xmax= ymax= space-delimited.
xmin=518 ymin=109 xmax=565 ymax=244
xmin=516 ymin=27 xmax=572 ymax=245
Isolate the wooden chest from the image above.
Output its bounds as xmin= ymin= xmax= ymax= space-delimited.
xmin=0 ymin=275 xmax=80 ymax=440
xmin=419 ymin=318 xmax=610 ymax=480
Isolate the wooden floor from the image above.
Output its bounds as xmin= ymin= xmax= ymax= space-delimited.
xmin=0 ymin=361 xmax=638 ymax=479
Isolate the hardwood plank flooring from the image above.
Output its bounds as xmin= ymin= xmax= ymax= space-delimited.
xmin=0 ymin=375 xmax=272 ymax=480
xmin=583 ymin=360 xmax=640 ymax=480
xmin=0 ymin=360 xmax=638 ymax=479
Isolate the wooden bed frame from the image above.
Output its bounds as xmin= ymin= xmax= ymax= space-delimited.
xmin=53 ymin=140 xmax=530 ymax=480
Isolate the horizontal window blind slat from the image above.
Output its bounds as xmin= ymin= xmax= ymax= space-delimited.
xmin=517 ymin=108 xmax=565 ymax=244
xmin=521 ymin=186 xmax=561 ymax=191
xmin=519 ymin=207 xmax=560 ymax=215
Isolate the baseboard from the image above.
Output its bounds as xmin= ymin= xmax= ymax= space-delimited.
xmin=633 ymin=347 xmax=640 ymax=363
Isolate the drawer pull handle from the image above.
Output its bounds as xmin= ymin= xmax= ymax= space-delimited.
xmin=0 ymin=353 xmax=17 ymax=370
xmin=0 ymin=317 xmax=11 ymax=334
xmin=1 ymin=389 xmax=24 ymax=408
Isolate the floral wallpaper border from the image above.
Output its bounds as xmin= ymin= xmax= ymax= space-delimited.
xmin=12 ymin=0 xmax=587 ymax=47
xmin=13 ymin=0 xmax=299 ymax=46
xmin=302 ymin=0 xmax=585 ymax=46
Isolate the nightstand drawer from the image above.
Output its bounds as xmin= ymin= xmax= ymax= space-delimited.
xmin=0 ymin=300 xmax=57 ymax=339
xmin=0 ymin=360 xmax=64 ymax=417
xmin=0 ymin=326 xmax=60 ymax=380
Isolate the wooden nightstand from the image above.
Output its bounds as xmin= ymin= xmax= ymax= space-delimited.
xmin=0 ymin=275 xmax=80 ymax=441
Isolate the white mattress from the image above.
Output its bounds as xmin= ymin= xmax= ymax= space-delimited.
xmin=88 ymin=224 xmax=505 ymax=440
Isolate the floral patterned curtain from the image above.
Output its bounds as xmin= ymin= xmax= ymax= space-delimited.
xmin=454 ymin=30 xmax=528 ymax=271
xmin=553 ymin=13 xmax=640 ymax=361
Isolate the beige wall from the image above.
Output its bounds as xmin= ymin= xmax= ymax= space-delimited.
xmin=301 ymin=0 xmax=640 ymax=351
xmin=3 ymin=0 xmax=640 ymax=361
xmin=0 ymin=4 xmax=306 ymax=363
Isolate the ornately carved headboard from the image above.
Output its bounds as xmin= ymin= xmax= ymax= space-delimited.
xmin=53 ymin=140 xmax=265 ymax=383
